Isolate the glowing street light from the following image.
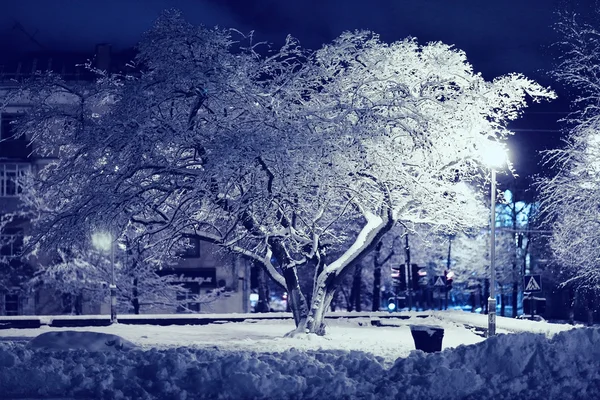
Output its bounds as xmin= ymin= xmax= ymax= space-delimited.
xmin=483 ymin=141 xmax=508 ymax=337
xmin=92 ymin=231 xmax=117 ymax=324
xmin=482 ymin=142 xmax=508 ymax=169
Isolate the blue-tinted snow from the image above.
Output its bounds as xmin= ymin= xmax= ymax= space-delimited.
xmin=0 ymin=326 xmax=598 ymax=399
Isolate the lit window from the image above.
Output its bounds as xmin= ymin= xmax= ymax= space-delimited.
xmin=0 ymin=164 xmax=29 ymax=197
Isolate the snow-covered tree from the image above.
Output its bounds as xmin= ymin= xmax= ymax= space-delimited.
xmin=538 ymin=11 xmax=600 ymax=323
xmin=495 ymin=189 xmax=538 ymax=316
xmin=28 ymin=237 xmax=223 ymax=314
xmin=3 ymin=11 xmax=554 ymax=334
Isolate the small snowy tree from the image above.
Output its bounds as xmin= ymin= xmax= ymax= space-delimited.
xmin=29 ymin=239 xmax=222 ymax=314
xmin=495 ymin=189 xmax=538 ymax=316
xmin=3 ymin=12 xmax=554 ymax=335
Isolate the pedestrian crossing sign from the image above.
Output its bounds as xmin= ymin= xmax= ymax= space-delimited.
xmin=434 ymin=276 xmax=445 ymax=287
xmin=524 ymin=275 xmax=542 ymax=293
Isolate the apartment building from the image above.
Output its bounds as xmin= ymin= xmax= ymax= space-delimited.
xmin=0 ymin=46 xmax=251 ymax=316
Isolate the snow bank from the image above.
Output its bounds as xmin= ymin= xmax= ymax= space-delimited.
xmin=381 ymin=328 xmax=600 ymax=399
xmin=435 ymin=310 xmax=578 ymax=336
xmin=28 ymin=330 xmax=138 ymax=352
xmin=0 ymin=327 xmax=598 ymax=399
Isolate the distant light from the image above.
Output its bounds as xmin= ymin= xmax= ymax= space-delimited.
xmin=446 ymin=271 xmax=455 ymax=280
xmin=249 ymin=293 xmax=259 ymax=302
xmin=282 ymin=292 xmax=288 ymax=300
xmin=418 ymin=270 xmax=427 ymax=276
xmin=388 ymin=303 xmax=396 ymax=311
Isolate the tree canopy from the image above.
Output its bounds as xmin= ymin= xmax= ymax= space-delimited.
xmin=538 ymin=10 xmax=600 ymax=292
xmin=3 ymin=11 xmax=554 ymax=333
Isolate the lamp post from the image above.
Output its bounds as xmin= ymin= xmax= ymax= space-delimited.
xmin=483 ymin=143 xmax=507 ymax=338
xmin=92 ymin=231 xmax=117 ymax=324
xmin=488 ymin=168 xmax=497 ymax=337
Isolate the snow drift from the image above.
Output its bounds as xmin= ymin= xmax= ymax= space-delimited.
xmin=27 ymin=330 xmax=138 ymax=352
xmin=0 ymin=327 xmax=598 ymax=399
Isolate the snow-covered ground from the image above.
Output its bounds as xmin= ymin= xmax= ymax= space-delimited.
xmin=0 ymin=314 xmax=487 ymax=363
xmin=0 ymin=311 xmax=592 ymax=399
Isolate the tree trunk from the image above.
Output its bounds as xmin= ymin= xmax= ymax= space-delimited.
xmin=255 ymin=262 xmax=270 ymax=313
xmin=304 ymin=210 xmax=395 ymax=335
xmin=372 ymin=266 xmax=381 ymax=312
xmin=372 ymin=241 xmax=383 ymax=312
xmin=74 ymin=294 xmax=83 ymax=315
xmin=352 ymin=264 xmax=363 ymax=312
xmin=347 ymin=290 xmax=354 ymax=311
xmin=283 ymin=266 xmax=309 ymax=328
xmin=132 ymin=277 xmax=140 ymax=315
xmin=500 ymin=284 xmax=505 ymax=317
xmin=568 ymin=286 xmax=575 ymax=325
xmin=586 ymin=290 xmax=595 ymax=326
xmin=512 ymin=279 xmax=519 ymax=318
xmin=330 ymin=290 xmax=338 ymax=312
xmin=347 ymin=275 xmax=356 ymax=312
xmin=306 ymin=272 xmax=337 ymax=336
xmin=483 ymin=279 xmax=489 ymax=314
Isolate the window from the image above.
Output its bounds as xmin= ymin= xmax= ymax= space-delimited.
xmin=4 ymin=294 xmax=19 ymax=316
xmin=0 ymin=229 xmax=24 ymax=258
xmin=0 ymin=163 xmax=29 ymax=197
xmin=0 ymin=114 xmax=29 ymax=159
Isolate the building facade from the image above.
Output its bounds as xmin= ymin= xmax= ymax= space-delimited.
xmin=0 ymin=47 xmax=251 ymax=316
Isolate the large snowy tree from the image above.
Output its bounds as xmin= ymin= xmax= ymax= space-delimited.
xmin=538 ymin=10 xmax=600 ymax=314
xmin=4 ymin=11 xmax=554 ymax=334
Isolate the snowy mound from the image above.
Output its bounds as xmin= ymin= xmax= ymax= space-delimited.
xmin=27 ymin=330 xmax=138 ymax=352
xmin=0 ymin=327 xmax=598 ymax=399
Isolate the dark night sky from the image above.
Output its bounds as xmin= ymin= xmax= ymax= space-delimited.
xmin=0 ymin=0 xmax=587 ymax=183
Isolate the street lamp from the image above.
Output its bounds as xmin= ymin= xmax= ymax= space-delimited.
xmin=92 ymin=231 xmax=117 ymax=324
xmin=483 ymin=142 xmax=507 ymax=337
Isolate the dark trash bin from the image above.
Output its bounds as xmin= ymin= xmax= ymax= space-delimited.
xmin=410 ymin=324 xmax=444 ymax=353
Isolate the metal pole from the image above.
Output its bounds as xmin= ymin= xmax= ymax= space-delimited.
xmin=445 ymin=237 xmax=452 ymax=310
xmin=488 ymin=168 xmax=497 ymax=337
xmin=110 ymin=237 xmax=117 ymax=324
xmin=405 ymin=232 xmax=412 ymax=311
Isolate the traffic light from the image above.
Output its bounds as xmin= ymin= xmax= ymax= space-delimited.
xmin=412 ymin=263 xmax=427 ymax=290
xmin=391 ymin=265 xmax=406 ymax=290
xmin=387 ymin=297 xmax=397 ymax=312
xmin=444 ymin=270 xmax=454 ymax=290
